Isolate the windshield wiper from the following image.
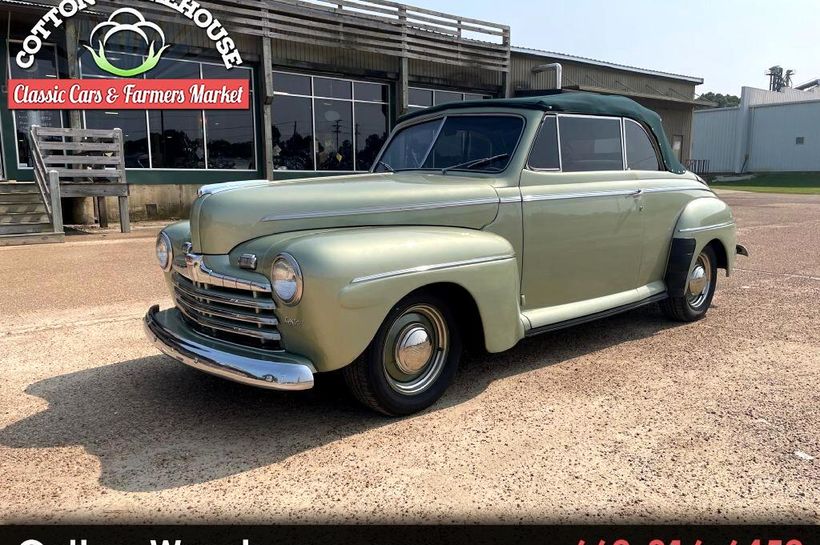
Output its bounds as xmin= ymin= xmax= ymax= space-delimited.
xmin=376 ymin=160 xmax=394 ymax=172
xmin=440 ymin=153 xmax=509 ymax=174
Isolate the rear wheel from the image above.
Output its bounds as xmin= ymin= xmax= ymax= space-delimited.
xmin=343 ymin=292 xmax=461 ymax=416
xmin=661 ymin=245 xmax=717 ymax=322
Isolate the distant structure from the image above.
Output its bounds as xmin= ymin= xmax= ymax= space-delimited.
xmin=766 ymin=66 xmax=795 ymax=92
xmin=692 ymin=84 xmax=820 ymax=173
xmin=795 ymin=78 xmax=820 ymax=92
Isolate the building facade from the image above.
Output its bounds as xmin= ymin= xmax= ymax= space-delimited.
xmin=0 ymin=0 xmax=703 ymax=222
xmin=692 ymin=86 xmax=820 ymax=173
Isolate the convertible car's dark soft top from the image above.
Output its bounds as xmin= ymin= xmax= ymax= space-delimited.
xmin=399 ymin=92 xmax=686 ymax=174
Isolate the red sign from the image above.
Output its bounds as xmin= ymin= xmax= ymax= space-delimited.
xmin=8 ymin=79 xmax=250 ymax=110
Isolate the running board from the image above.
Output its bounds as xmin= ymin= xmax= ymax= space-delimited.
xmin=525 ymin=292 xmax=668 ymax=337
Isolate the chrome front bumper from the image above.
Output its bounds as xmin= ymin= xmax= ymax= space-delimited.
xmin=144 ymin=305 xmax=315 ymax=390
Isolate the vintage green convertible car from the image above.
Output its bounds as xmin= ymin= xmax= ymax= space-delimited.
xmin=144 ymin=93 xmax=747 ymax=415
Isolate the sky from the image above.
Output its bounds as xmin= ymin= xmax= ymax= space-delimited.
xmin=407 ymin=0 xmax=818 ymax=95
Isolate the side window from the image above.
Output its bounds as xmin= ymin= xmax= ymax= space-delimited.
xmin=558 ymin=116 xmax=623 ymax=172
xmin=528 ymin=116 xmax=559 ymax=169
xmin=624 ymin=119 xmax=661 ymax=171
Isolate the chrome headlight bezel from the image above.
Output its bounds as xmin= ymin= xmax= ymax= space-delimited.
xmin=271 ymin=252 xmax=303 ymax=306
xmin=156 ymin=231 xmax=173 ymax=272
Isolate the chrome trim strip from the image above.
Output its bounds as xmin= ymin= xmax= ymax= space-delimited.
xmin=176 ymin=299 xmax=282 ymax=341
xmin=144 ymin=305 xmax=313 ymax=391
xmin=261 ymin=197 xmax=499 ymax=222
xmin=523 ymin=189 xmax=636 ymax=202
xmin=174 ymin=253 xmax=272 ymax=293
xmin=173 ymin=273 xmax=276 ymax=310
xmin=523 ymin=185 xmax=712 ymax=203
xmin=351 ymin=254 xmax=515 ymax=284
xmin=499 ymin=195 xmax=522 ymax=204
xmin=174 ymin=290 xmax=279 ymax=327
xmin=678 ymin=220 xmax=735 ymax=233
xmin=642 ymin=186 xmax=713 ymax=194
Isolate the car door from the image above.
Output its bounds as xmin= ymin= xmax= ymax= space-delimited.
xmin=621 ymin=117 xmax=697 ymax=287
xmin=519 ymin=114 xmax=645 ymax=315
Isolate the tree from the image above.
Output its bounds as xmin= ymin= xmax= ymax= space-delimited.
xmin=698 ymin=92 xmax=741 ymax=108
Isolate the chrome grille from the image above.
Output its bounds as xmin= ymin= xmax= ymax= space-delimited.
xmin=172 ymin=272 xmax=281 ymax=349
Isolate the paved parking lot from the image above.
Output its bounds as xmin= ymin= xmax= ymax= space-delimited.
xmin=0 ymin=190 xmax=817 ymax=523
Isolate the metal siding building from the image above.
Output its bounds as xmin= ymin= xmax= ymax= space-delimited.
xmin=0 ymin=0 xmax=702 ymax=222
xmin=747 ymin=101 xmax=820 ymax=171
xmin=691 ymin=107 xmax=739 ymax=173
xmin=692 ymin=85 xmax=820 ymax=173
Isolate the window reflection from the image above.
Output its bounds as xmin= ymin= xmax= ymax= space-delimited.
xmin=315 ymin=99 xmax=353 ymax=170
xmin=205 ymin=110 xmax=255 ymax=169
xmin=9 ymin=41 xmax=64 ymax=167
xmin=272 ymin=95 xmax=314 ymax=170
xmin=202 ymin=64 xmax=255 ymax=169
xmin=271 ymin=72 xmax=390 ymax=172
xmin=85 ymin=110 xmax=150 ymax=168
xmin=355 ymin=102 xmax=388 ymax=171
xmin=148 ymin=111 xmax=205 ymax=169
xmin=408 ymin=87 xmax=492 ymax=111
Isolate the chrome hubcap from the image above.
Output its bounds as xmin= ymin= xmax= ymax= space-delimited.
xmin=383 ymin=304 xmax=448 ymax=396
xmin=686 ymin=252 xmax=712 ymax=309
xmin=395 ymin=325 xmax=433 ymax=374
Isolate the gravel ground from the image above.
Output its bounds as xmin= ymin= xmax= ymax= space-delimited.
xmin=0 ymin=190 xmax=817 ymax=523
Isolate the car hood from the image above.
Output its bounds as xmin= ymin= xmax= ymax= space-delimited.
xmin=191 ymin=173 xmax=502 ymax=254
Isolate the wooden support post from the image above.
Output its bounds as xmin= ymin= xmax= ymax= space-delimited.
xmin=113 ymin=128 xmax=130 ymax=233
xmin=97 ymin=197 xmax=109 ymax=228
xmin=501 ymin=27 xmax=513 ymax=98
xmin=397 ymin=6 xmax=409 ymax=119
xmin=48 ymin=170 xmax=63 ymax=234
xmin=64 ymin=19 xmax=82 ymax=130
xmin=261 ymin=36 xmax=275 ymax=180
xmin=118 ymin=196 xmax=130 ymax=233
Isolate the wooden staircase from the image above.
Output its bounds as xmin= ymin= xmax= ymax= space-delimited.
xmin=0 ymin=181 xmax=64 ymax=246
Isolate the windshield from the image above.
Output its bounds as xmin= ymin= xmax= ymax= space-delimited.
xmin=374 ymin=115 xmax=524 ymax=173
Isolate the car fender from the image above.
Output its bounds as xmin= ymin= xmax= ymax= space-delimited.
xmin=255 ymin=226 xmax=523 ymax=372
xmin=667 ymin=196 xmax=737 ymax=295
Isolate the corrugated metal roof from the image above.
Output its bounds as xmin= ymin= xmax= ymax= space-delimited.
xmin=512 ymin=45 xmax=703 ymax=85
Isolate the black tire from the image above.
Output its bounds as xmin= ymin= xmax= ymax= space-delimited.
xmin=661 ymin=245 xmax=718 ymax=322
xmin=343 ymin=292 xmax=462 ymax=416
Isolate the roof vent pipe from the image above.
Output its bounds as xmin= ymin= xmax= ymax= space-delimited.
xmin=531 ymin=62 xmax=562 ymax=90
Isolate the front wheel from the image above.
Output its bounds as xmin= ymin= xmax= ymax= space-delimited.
xmin=343 ymin=292 xmax=462 ymax=416
xmin=660 ymin=245 xmax=717 ymax=322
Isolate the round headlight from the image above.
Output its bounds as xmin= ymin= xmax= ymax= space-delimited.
xmin=156 ymin=232 xmax=173 ymax=272
xmin=271 ymin=253 xmax=303 ymax=305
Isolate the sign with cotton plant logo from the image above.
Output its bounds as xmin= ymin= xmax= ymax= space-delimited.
xmin=85 ymin=8 xmax=171 ymax=77
xmin=8 ymin=0 xmax=249 ymax=110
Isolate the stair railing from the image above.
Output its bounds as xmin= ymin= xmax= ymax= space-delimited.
xmin=28 ymin=125 xmax=52 ymax=218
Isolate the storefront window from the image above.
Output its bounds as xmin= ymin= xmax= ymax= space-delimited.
xmin=272 ymin=72 xmax=389 ymax=172
xmin=8 ymin=41 xmax=65 ymax=167
xmin=148 ymin=110 xmax=205 ymax=169
xmin=407 ymin=87 xmax=492 ymax=113
xmin=272 ymin=95 xmax=314 ymax=170
xmin=202 ymin=65 xmax=255 ymax=170
xmin=76 ymin=50 xmax=256 ymax=171
xmin=147 ymin=58 xmax=204 ymax=169
xmin=355 ymin=102 xmax=389 ymax=171
xmin=315 ymin=99 xmax=353 ymax=170
xmin=85 ymin=111 xmax=150 ymax=168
